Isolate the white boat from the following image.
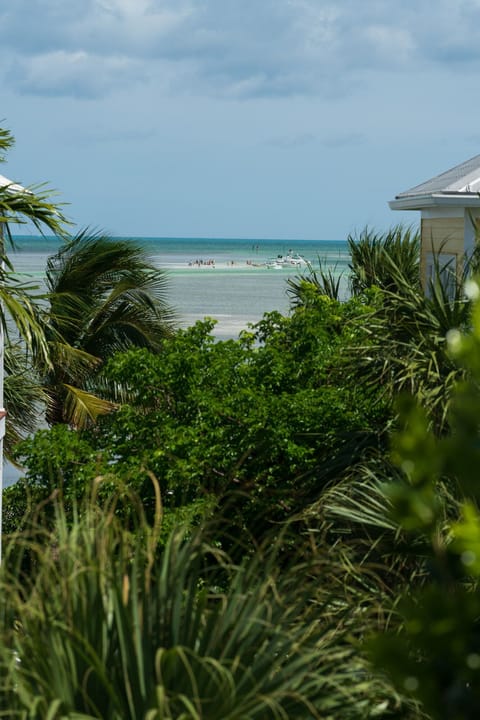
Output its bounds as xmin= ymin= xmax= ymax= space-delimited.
xmin=266 ymin=259 xmax=284 ymax=269
xmin=266 ymin=252 xmax=307 ymax=269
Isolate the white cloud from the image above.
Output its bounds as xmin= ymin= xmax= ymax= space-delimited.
xmin=2 ymin=0 xmax=480 ymax=99
xmin=72 ymin=0 xmax=194 ymax=56
xmin=9 ymin=51 xmax=147 ymax=99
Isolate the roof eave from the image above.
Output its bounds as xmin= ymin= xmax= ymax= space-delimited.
xmin=0 ymin=174 xmax=27 ymax=194
xmin=389 ymin=193 xmax=480 ymax=211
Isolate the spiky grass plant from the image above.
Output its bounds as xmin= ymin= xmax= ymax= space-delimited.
xmin=348 ymin=226 xmax=421 ymax=296
xmin=342 ymin=245 xmax=474 ymax=434
xmin=287 ymin=258 xmax=344 ymax=305
xmin=0 ymin=490 xmax=405 ymax=719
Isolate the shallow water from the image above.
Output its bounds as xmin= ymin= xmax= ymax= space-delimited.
xmin=11 ymin=236 xmax=350 ymax=339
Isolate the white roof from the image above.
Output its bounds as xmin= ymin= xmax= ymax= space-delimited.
xmin=0 ymin=174 xmax=26 ymax=193
xmin=390 ymin=154 xmax=480 ymax=210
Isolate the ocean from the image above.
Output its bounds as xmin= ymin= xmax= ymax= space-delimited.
xmin=11 ymin=236 xmax=350 ymax=340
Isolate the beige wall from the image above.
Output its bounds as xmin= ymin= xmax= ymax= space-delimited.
xmin=420 ymin=217 xmax=465 ymax=287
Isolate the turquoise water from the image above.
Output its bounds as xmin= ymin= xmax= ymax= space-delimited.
xmin=11 ymin=236 xmax=350 ymax=339
xmin=11 ymin=236 xmax=349 ymax=272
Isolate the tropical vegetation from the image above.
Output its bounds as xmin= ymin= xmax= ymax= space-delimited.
xmin=2 ymin=124 xmax=480 ymax=717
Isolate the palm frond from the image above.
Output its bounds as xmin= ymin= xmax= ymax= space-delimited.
xmin=3 ymin=342 xmax=46 ymax=460
xmin=316 ymin=463 xmax=400 ymax=533
xmin=45 ymin=341 xmax=101 ymax=378
xmin=0 ymin=283 xmax=51 ymax=369
xmin=0 ymin=183 xmax=69 ymax=239
xmin=62 ymin=384 xmax=118 ymax=429
xmin=344 ymin=248 xmax=472 ymax=432
xmin=0 ymin=127 xmax=14 ymax=159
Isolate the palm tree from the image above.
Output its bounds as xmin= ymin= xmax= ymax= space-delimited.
xmin=288 ymin=225 xmax=468 ymax=433
xmin=40 ymin=229 xmax=177 ymax=426
xmin=0 ymin=127 xmax=69 ymax=357
xmin=0 ymin=126 xmax=69 ymax=456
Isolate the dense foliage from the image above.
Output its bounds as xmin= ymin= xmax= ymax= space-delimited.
xmin=7 ymin=294 xmax=390 ymax=548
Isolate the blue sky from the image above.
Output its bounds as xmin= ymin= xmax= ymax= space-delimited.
xmin=1 ymin=0 xmax=480 ymax=240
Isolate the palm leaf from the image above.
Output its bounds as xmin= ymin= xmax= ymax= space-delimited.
xmin=3 ymin=342 xmax=46 ymax=461
xmin=45 ymin=341 xmax=101 ymax=378
xmin=0 ymin=183 xmax=69 ymax=239
xmin=0 ymin=282 xmax=51 ymax=369
xmin=62 ymin=384 xmax=118 ymax=428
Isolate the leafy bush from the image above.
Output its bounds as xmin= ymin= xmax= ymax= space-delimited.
xmin=9 ymin=299 xmax=389 ymax=546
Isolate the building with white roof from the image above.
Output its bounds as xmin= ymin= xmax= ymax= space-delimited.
xmin=389 ymin=154 xmax=480 ymax=288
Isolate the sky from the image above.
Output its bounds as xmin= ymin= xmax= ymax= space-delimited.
xmin=1 ymin=0 xmax=480 ymax=240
